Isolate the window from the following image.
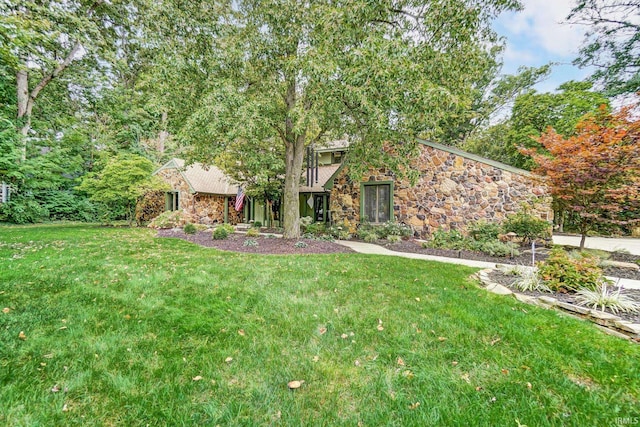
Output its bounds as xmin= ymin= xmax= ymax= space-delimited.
xmin=166 ymin=191 xmax=179 ymax=211
xmin=361 ymin=182 xmax=392 ymax=223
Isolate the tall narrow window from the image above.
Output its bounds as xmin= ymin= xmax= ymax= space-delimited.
xmin=362 ymin=183 xmax=391 ymax=223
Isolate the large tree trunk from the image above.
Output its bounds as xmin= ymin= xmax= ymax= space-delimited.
xmin=281 ymin=79 xmax=305 ymax=239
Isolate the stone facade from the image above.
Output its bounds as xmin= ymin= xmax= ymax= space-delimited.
xmin=329 ymin=143 xmax=552 ymax=237
xmin=155 ymin=169 xmax=242 ymax=225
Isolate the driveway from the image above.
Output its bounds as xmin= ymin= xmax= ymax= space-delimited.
xmin=552 ymin=235 xmax=640 ymax=255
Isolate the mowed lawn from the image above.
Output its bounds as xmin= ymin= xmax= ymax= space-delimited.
xmin=0 ymin=225 xmax=638 ymax=426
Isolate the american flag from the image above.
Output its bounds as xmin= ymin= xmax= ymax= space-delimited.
xmin=235 ymin=187 xmax=245 ymax=211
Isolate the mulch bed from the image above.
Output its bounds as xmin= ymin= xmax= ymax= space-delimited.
xmin=488 ymin=269 xmax=640 ymax=325
xmin=379 ymin=239 xmax=640 ymax=281
xmin=156 ymin=229 xmax=354 ymax=255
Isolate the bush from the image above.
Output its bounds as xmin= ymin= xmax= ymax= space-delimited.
xmin=300 ymin=216 xmax=313 ymax=227
xmin=246 ymin=227 xmax=260 ymax=237
xmin=183 ymin=223 xmax=197 ymax=234
xmin=378 ymin=221 xmax=412 ymax=238
xmin=0 ymin=195 xmax=49 ymax=224
xmin=243 ymin=238 xmax=258 ymax=247
xmin=40 ymin=190 xmax=98 ymax=222
xmin=477 ymin=240 xmax=520 ymax=257
xmin=386 ymin=235 xmax=402 ymax=244
xmin=294 ymin=241 xmax=308 ymax=248
xmin=424 ymin=228 xmax=468 ymax=250
xmin=537 ymin=247 xmax=605 ymax=292
xmin=252 ymin=221 xmax=262 ymax=228
xmin=303 ymin=222 xmax=326 ymax=236
xmin=575 ymin=283 xmax=640 ymax=313
xmin=148 ymin=210 xmax=188 ymax=229
xmin=135 ymin=190 xmax=165 ymax=225
xmin=213 ymin=223 xmax=235 ymax=240
xmin=468 ymin=220 xmax=502 ymax=243
xmin=503 ymin=212 xmax=550 ymax=243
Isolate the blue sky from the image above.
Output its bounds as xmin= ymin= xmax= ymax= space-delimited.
xmin=493 ymin=0 xmax=591 ymax=93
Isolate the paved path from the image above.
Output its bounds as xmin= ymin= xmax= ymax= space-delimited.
xmin=335 ymin=240 xmax=640 ymax=290
xmin=552 ymin=235 xmax=640 ymax=255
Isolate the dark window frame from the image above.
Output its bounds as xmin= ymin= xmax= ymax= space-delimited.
xmin=359 ymin=181 xmax=394 ymax=224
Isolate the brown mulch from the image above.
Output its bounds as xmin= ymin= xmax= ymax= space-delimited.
xmin=156 ymin=229 xmax=354 ymax=255
xmin=379 ymin=239 xmax=640 ymax=281
xmin=488 ymin=270 xmax=640 ymax=324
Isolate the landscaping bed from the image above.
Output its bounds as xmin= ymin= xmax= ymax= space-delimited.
xmin=157 ymin=229 xmax=354 ymax=255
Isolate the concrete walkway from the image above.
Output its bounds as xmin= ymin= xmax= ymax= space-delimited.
xmin=335 ymin=239 xmax=640 ymax=290
xmin=552 ymin=235 xmax=640 ymax=255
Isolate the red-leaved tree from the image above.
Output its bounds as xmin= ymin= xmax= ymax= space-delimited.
xmin=522 ymin=105 xmax=640 ymax=249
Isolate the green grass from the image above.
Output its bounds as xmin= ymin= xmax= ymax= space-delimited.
xmin=1 ymin=224 xmax=639 ymax=426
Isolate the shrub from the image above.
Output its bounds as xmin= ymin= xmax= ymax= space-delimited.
xmin=477 ymin=240 xmax=520 ymax=257
xmin=0 ymin=195 xmax=49 ymax=224
xmin=252 ymin=221 xmax=262 ymax=228
xmin=378 ymin=221 xmax=412 ymax=238
xmin=183 ymin=223 xmax=197 ymax=234
xmin=537 ymin=247 xmax=605 ymax=292
xmin=512 ymin=267 xmax=550 ymax=293
xmin=304 ymin=222 xmax=326 ymax=236
xmin=246 ymin=227 xmax=260 ymax=237
xmin=294 ymin=241 xmax=308 ymax=248
xmin=363 ymin=233 xmax=378 ymax=243
xmin=424 ymin=228 xmax=468 ymax=250
xmin=300 ymin=216 xmax=313 ymax=227
xmin=148 ymin=210 xmax=188 ymax=229
xmin=243 ymin=238 xmax=258 ymax=247
xmin=575 ymin=283 xmax=640 ymax=314
xmin=135 ymin=190 xmax=165 ymax=225
xmin=386 ymin=235 xmax=402 ymax=244
xmin=503 ymin=212 xmax=550 ymax=243
xmin=468 ymin=220 xmax=502 ymax=243
xmin=213 ymin=223 xmax=235 ymax=240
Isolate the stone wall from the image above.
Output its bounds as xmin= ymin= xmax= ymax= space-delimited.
xmin=329 ymin=144 xmax=552 ymax=237
xmin=155 ymin=168 xmax=242 ymax=225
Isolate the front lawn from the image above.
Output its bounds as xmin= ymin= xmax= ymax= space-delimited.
xmin=1 ymin=224 xmax=638 ymax=426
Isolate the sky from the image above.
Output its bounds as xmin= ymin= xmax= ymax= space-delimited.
xmin=493 ymin=0 xmax=591 ymax=93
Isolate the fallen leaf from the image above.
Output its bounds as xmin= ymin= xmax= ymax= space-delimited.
xmin=461 ymin=373 xmax=470 ymax=383
xmin=415 ymin=297 xmax=420 ymax=302
xmin=43 ymin=353 xmax=53 ymax=359
xmin=312 ymin=355 xmax=319 ymax=362
xmin=192 ymin=376 xmax=203 ymax=381
xmin=124 ymin=314 xmax=131 ymax=320
xmin=287 ymin=380 xmax=305 ymax=389
xmin=490 ymin=338 xmax=501 ymax=346
xmin=62 ymin=404 xmax=69 ymax=412
xmin=318 ymin=327 xmax=327 ymax=335
xmin=489 ymin=397 xmax=496 ymax=403
xmin=501 ymin=369 xmax=509 ymax=375
xmin=18 ymin=331 xmax=26 ymax=340
xmin=438 ymin=336 xmax=447 ymax=342
xmin=402 ymin=370 xmax=414 ymax=379
xmin=397 ymin=357 xmax=405 ymax=366
xmin=475 ymin=386 xmax=483 ymax=391
xmin=526 ymin=382 xmax=532 ymax=389
xmin=377 ymin=324 xmax=384 ymax=331
xmin=238 ymin=329 xmax=245 ymax=336
xmin=51 ymin=385 xmax=60 ymax=393
xmin=452 ymin=361 xmax=459 ymax=366
xmin=409 ymin=402 xmax=420 ymax=410
xmin=520 ymin=365 xmax=531 ymax=371
xmin=225 ymin=357 xmax=233 ymax=363
xmin=354 ymin=360 xmax=361 ymax=366
xmin=2 ymin=307 xmax=9 ymax=314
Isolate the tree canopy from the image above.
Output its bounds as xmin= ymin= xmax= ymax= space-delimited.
xmin=522 ymin=106 xmax=640 ymax=248
xmin=178 ymin=0 xmax=522 ymax=237
xmin=568 ymin=0 xmax=640 ymax=95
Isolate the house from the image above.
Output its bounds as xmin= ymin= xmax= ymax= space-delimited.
xmin=326 ymin=140 xmax=552 ymax=237
xmin=154 ymin=139 xmax=552 ymax=236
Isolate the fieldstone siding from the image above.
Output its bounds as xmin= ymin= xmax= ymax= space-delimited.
xmin=330 ymin=144 xmax=552 ymax=237
xmin=155 ymin=168 xmax=241 ymax=225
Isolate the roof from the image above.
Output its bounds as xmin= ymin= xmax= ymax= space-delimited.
xmin=299 ymin=164 xmax=341 ymax=193
xmin=417 ymin=139 xmax=535 ymax=177
xmin=154 ymin=158 xmax=240 ymax=195
xmin=314 ymin=139 xmax=350 ymax=153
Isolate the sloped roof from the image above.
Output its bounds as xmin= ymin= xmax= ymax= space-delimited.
xmin=315 ymin=139 xmax=350 ymax=153
xmin=299 ymin=164 xmax=341 ymax=193
xmin=155 ymin=158 xmax=240 ymax=195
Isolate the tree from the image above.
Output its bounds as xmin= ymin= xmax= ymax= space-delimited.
xmin=1 ymin=0 xmax=149 ymax=159
xmin=77 ymin=153 xmax=166 ymax=224
xmin=180 ymin=0 xmax=522 ymax=238
xmin=463 ymin=81 xmax=609 ymax=170
xmin=568 ymin=0 xmax=640 ymax=95
xmin=522 ymin=106 xmax=640 ymax=249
